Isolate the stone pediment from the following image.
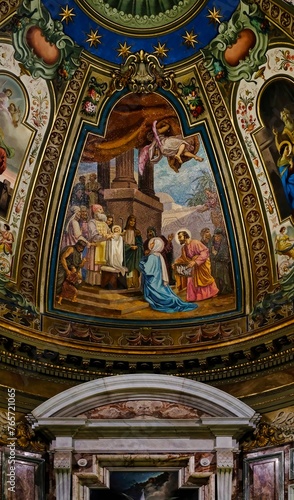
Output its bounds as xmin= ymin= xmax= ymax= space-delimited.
xmin=28 ymin=374 xmax=259 ymax=442
xmin=76 ymin=399 xmax=212 ymax=420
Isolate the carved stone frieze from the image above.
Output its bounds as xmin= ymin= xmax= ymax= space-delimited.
xmin=76 ymin=400 xmax=211 ymax=420
xmin=216 ymin=450 xmax=234 ymax=469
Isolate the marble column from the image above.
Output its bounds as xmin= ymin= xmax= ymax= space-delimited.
xmin=216 ymin=448 xmax=234 ymax=500
xmin=54 ymin=446 xmax=72 ymax=500
xmin=111 ymin=150 xmax=137 ymax=188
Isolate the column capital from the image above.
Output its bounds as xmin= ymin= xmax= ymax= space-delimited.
xmin=216 ymin=449 xmax=234 ymax=469
xmin=54 ymin=450 xmax=72 ymax=470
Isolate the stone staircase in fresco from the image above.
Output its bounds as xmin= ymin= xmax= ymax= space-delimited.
xmin=76 ymin=285 xmax=149 ymax=316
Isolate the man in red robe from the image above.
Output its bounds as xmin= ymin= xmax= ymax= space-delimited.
xmin=174 ymin=230 xmax=219 ymax=301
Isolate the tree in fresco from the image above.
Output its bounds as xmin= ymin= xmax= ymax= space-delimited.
xmin=186 ymin=168 xmax=215 ymax=206
xmin=185 ymin=169 xmax=224 ymax=229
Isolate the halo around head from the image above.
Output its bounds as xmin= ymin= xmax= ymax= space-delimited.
xmin=175 ymin=228 xmax=191 ymax=245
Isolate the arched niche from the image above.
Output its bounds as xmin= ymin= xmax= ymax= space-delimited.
xmin=28 ymin=374 xmax=259 ymax=500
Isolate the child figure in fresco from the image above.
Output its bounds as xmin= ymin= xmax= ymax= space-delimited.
xmin=57 ymin=264 xmax=81 ymax=304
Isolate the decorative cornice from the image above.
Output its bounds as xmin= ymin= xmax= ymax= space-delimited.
xmin=0 ymin=329 xmax=293 ymax=384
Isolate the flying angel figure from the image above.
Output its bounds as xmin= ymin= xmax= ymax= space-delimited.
xmin=139 ymin=120 xmax=203 ymax=174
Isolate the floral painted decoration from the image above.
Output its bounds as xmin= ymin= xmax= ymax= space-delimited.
xmin=237 ymin=89 xmax=256 ymax=133
xmin=178 ymin=78 xmax=205 ymax=118
xmin=275 ymin=49 xmax=294 ymax=72
xmin=81 ymin=77 xmax=107 ymax=117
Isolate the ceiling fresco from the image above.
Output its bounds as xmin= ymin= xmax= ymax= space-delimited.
xmin=0 ymin=0 xmax=294 ymax=382
xmin=39 ymin=0 xmax=239 ymax=59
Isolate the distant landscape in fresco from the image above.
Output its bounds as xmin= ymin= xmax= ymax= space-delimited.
xmin=90 ymin=470 xmax=199 ymax=499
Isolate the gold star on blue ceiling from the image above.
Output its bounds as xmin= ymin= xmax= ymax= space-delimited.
xmin=59 ymin=5 xmax=76 ymax=24
xmin=86 ymin=29 xmax=102 ymax=48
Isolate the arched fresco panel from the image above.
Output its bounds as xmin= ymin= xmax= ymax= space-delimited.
xmin=0 ymin=42 xmax=52 ymax=282
xmin=258 ymin=77 xmax=294 ymax=221
xmin=49 ymin=93 xmax=241 ymax=326
xmin=234 ymin=46 xmax=294 ymax=326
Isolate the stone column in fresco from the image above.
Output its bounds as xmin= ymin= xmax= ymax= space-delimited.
xmin=216 ymin=448 xmax=234 ymax=500
xmin=97 ymin=161 xmax=110 ymax=205
xmin=54 ymin=449 xmax=72 ymax=500
xmin=111 ymin=150 xmax=137 ymax=188
xmin=138 ymin=158 xmax=156 ymax=197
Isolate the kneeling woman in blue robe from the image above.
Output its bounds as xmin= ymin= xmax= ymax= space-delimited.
xmin=139 ymin=237 xmax=198 ymax=313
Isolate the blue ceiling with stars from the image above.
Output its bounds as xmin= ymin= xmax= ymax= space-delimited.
xmin=44 ymin=0 xmax=240 ymax=65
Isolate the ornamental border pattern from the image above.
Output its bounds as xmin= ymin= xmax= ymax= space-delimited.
xmin=197 ymin=59 xmax=270 ymax=306
xmin=18 ymin=61 xmax=89 ymax=301
xmin=257 ymin=0 xmax=294 ymax=40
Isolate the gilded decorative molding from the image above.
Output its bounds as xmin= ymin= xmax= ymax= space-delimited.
xmin=241 ymin=421 xmax=292 ymax=450
xmin=0 ymin=0 xmax=20 ymax=25
xmin=109 ymin=50 xmax=176 ymax=94
xmin=0 ymin=411 xmax=46 ymax=451
xmin=0 ymin=330 xmax=293 ymax=384
xmin=256 ymin=0 xmax=294 ymax=39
